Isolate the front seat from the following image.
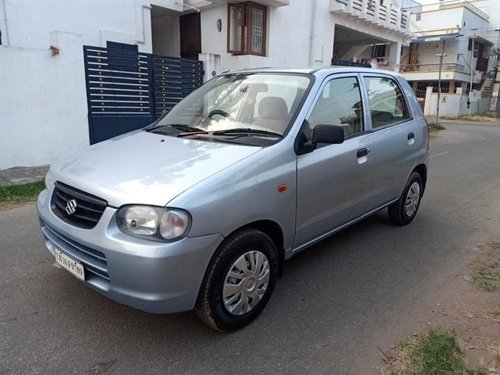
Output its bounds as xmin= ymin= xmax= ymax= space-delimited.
xmin=253 ymin=96 xmax=289 ymax=133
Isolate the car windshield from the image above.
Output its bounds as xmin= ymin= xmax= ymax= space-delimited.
xmin=149 ymin=73 xmax=312 ymax=143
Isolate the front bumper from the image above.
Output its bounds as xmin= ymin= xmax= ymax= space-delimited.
xmin=37 ymin=188 xmax=223 ymax=314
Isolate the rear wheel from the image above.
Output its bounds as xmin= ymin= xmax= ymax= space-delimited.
xmin=388 ymin=172 xmax=423 ymax=226
xmin=195 ymin=229 xmax=278 ymax=332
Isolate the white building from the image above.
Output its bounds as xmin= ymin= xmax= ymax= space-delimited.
xmin=0 ymin=0 xmax=410 ymax=169
xmin=400 ymin=0 xmax=500 ymax=117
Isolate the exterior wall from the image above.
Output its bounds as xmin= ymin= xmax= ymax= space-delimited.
xmin=412 ymin=7 xmax=464 ymax=34
xmin=0 ymin=0 xmax=183 ymax=52
xmin=200 ymin=0 xmax=404 ymax=72
xmin=470 ymin=0 xmax=500 ymax=48
xmin=425 ymin=93 xmax=490 ymax=117
xmin=0 ymin=32 xmax=89 ymax=169
xmin=403 ymin=3 xmax=491 ymax=85
xmin=0 ymin=0 xmax=182 ymax=168
xmin=404 ymin=70 xmax=482 ymax=83
xmin=409 ymin=40 xmax=460 ymax=67
xmin=200 ymin=1 xmax=334 ymax=71
xmin=459 ymin=7 xmax=491 ymax=76
xmin=472 ymin=0 xmax=500 ymax=108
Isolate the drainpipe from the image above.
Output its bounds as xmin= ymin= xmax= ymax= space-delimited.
xmin=308 ymin=0 xmax=317 ymax=67
xmin=1 ymin=0 xmax=10 ymax=45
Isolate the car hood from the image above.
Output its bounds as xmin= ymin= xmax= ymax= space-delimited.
xmin=51 ymin=131 xmax=262 ymax=207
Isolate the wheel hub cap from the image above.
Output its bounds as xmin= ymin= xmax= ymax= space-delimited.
xmin=405 ymin=181 xmax=421 ymax=217
xmin=222 ymin=250 xmax=270 ymax=316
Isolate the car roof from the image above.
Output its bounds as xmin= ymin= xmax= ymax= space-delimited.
xmin=219 ymin=66 xmax=403 ymax=79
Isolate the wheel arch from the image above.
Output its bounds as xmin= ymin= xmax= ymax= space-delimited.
xmin=236 ymin=220 xmax=285 ymax=277
xmin=412 ymin=163 xmax=427 ymax=192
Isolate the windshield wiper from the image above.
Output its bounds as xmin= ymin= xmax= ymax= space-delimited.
xmin=148 ymin=124 xmax=208 ymax=136
xmin=212 ymin=128 xmax=283 ymax=138
xmin=169 ymin=124 xmax=207 ymax=133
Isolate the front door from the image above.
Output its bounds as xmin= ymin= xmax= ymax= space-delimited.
xmin=295 ymin=75 xmax=374 ymax=249
xmin=180 ymin=13 xmax=201 ymax=60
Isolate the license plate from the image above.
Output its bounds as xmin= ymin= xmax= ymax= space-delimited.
xmin=55 ymin=249 xmax=85 ymax=281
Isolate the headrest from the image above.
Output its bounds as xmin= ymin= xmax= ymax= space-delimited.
xmin=258 ymin=97 xmax=288 ymax=119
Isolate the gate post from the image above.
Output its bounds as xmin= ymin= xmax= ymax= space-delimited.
xmin=199 ymin=53 xmax=221 ymax=82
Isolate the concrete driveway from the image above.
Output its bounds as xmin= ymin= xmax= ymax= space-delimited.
xmin=2 ymin=121 xmax=500 ymax=374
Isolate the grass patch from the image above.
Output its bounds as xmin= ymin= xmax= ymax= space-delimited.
xmin=440 ymin=115 xmax=500 ymax=122
xmin=491 ymin=307 xmax=500 ymax=319
xmin=471 ymin=260 xmax=500 ymax=292
xmin=428 ymin=122 xmax=446 ymax=132
xmin=488 ymin=241 xmax=500 ymax=251
xmin=0 ymin=180 xmax=45 ymax=208
xmin=401 ymin=329 xmax=465 ymax=374
xmin=385 ymin=329 xmax=487 ymax=375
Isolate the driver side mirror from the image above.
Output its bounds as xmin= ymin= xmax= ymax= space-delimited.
xmin=312 ymin=124 xmax=345 ymax=145
xmin=295 ymin=122 xmax=345 ymax=155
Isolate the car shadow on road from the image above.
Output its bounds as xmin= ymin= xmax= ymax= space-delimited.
xmin=16 ymin=207 xmax=446 ymax=374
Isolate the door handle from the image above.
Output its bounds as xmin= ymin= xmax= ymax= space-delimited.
xmin=357 ymin=148 xmax=369 ymax=158
xmin=408 ymin=132 xmax=415 ymax=140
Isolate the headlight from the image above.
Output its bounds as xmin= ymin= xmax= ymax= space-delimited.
xmin=116 ymin=205 xmax=191 ymax=242
xmin=45 ymin=170 xmax=55 ymax=190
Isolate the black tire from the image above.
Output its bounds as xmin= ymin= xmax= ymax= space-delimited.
xmin=388 ymin=171 xmax=423 ymax=226
xmin=195 ymin=228 xmax=278 ymax=332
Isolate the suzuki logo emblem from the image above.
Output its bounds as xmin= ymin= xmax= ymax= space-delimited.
xmin=65 ymin=199 xmax=78 ymax=215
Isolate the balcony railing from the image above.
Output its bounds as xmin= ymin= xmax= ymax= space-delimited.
xmin=332 ymin=59 xmax=371 ymax=68
xmin=401 ymin=63 xmax=465 ymax=73
xmin=331 ymin=0 xmax=409 ymax=33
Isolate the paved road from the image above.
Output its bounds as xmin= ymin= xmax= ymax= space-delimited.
xmin=2 ymin=121 xmax=500 ymax=375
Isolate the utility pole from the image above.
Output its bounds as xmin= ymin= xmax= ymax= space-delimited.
xmin=435 ymin=40 xmax=446 ymax=125
xmin=496 ymin=28 xmax=500 ymax=72
xmin=469 ymin=28 xmax=477 ymax=116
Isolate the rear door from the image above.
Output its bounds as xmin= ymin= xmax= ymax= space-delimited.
xmin=360 ymin=74 xmax=423 ymax=205
xmin=294 ymin=74 xmax=375 ymax=249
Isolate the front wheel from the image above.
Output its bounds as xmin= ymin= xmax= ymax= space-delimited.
xmin=388 ymin=172 xmax=423 ymax=226
xmin=195 ymin=229 xmax=278 ymax=332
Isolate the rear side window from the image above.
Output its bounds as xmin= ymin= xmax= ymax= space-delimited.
xmin=307 ymin=76 xmax=364 ymax=139
xmin=363 ymin=76 xmax=409 ymax=129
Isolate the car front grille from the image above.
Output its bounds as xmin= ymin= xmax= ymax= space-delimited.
xmin=40 ymin=219 xmax=110 ymax=282
xmin=51 ymin=182 xmax=107 ymax=229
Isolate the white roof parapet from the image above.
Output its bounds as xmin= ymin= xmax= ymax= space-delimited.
xmin=330 ymin=0 xmax=410 ymax=35
xmin=208 ymin=0 xmax=289 ymax=7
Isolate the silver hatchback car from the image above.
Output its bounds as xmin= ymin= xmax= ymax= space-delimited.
xmin=37 ymin=67 xmax=429 ymax=331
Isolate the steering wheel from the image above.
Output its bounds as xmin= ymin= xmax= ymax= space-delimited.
xmin=208 ymin=109 xmax=232 ymax=119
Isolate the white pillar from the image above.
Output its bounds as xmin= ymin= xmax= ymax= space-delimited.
xmin=424 ymin=86 xmax=434 ymax=117
xmin=388 ymin=41 xmax=402 ymax=72
xmin=198 ymin=53 xmax=221 ymax=82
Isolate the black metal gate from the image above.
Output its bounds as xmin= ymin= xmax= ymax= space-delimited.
xmin=83 ymin=43 xmax=203 ymax=144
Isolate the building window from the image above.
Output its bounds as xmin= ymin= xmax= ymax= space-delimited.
xmin=228 ymin=2 xmax=267 ymax=56
xmin=371 ymin=44 xmax=386 ymax=58
xmin=468 ymin=39 xmax=482 ymax=57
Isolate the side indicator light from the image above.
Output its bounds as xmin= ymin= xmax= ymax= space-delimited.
xmin=278 ymin=184 xmax=287 ymax=192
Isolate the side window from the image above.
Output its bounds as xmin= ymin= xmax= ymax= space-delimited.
xmin=307 ymin=76 xmax=364 ymax=139
xmin=363 ymin=76 xmax=410 ymax=129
